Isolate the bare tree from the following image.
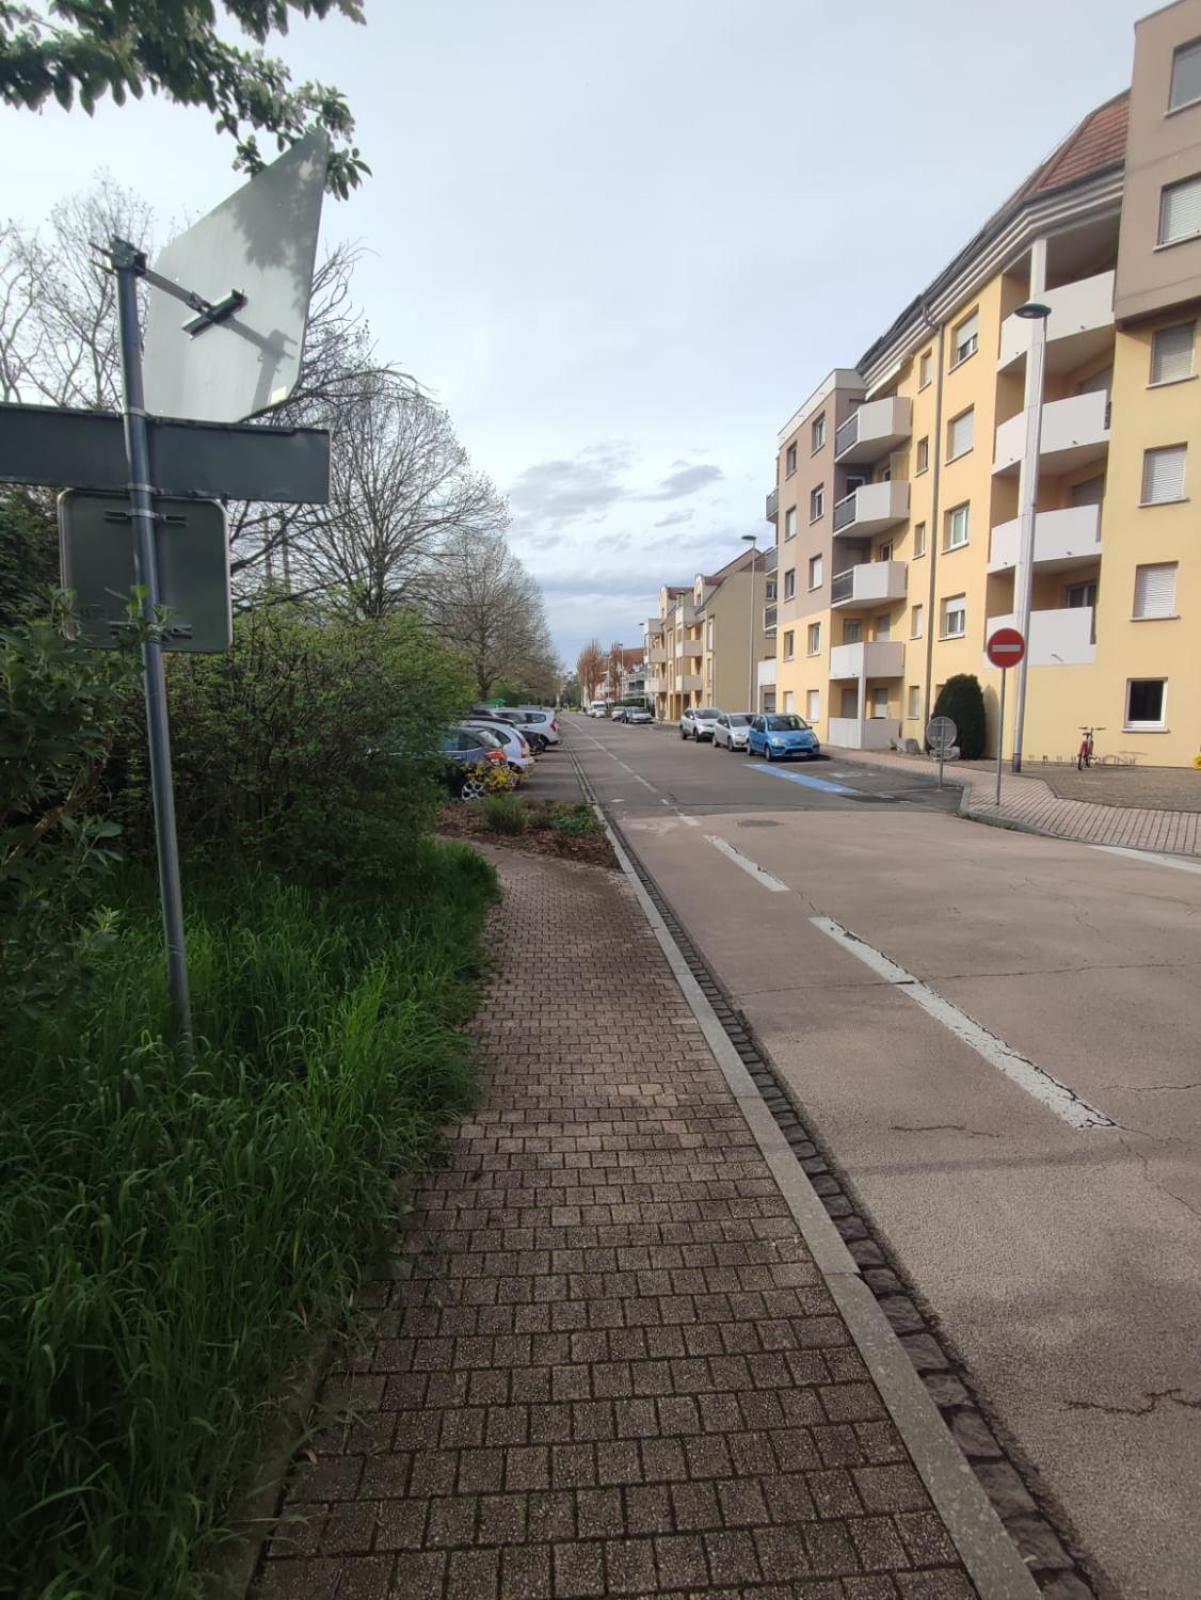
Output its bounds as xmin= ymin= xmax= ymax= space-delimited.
xmin=430 ymin=529 xmax=555 ymax=699
xmin=576 ymin=640 xmax=605 ymax=703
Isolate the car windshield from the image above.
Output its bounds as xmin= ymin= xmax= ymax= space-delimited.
xmin=766 ymin=715 xmax=810 ymax=732
xmin=728 ymin=714 xmax=750 ymax=726
xmin=695 ymin=709 xmax=719 ymax=720
xmin=466 ymin=727 xmax=504 ymax=748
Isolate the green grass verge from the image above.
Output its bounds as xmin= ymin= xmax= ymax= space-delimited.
xmin=0 ymin=839 xmax=498 ymax=1600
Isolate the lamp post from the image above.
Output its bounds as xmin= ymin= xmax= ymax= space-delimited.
xmin=1010 ymin=301 xmax=1051 ymax=773
xmin=741 ymin=533 xmax=757 ymax=712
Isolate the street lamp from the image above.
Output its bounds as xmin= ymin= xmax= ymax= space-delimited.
xmin=1010 ymin=301 xmax=1051 ymax=773
xmin=741 ymin=533 xmax=757 ymax=712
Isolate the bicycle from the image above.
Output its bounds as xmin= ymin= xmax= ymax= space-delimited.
xmin=1077 ymin=726 xmax=1105 ymax=770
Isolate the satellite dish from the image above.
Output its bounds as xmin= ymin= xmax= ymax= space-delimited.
xmin=142 ymin=129 xmax=329 ymax=424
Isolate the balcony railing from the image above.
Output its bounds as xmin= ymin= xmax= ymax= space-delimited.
xmin=993 ymin=390 xmax=1110 ymax=476
xmin=984 ymin=608 xmax=1096 ymax=666
xmin=830 ymin=560 xmax=908 ymax=609
xmin=987 ymin=504 xmax=1101 ymax=573
xmin=831 ymin=480 xmax=910 ymax=536
xmin=997 ymin=270 xmax=1115 ymax=373
xmin=763 ymin=603 xmax=778 ymax=632
xmin=834 ymin=397 xmax=912 ymax=465
xmin=765 ymin=488 xmax=779 ymax=523
xmin=763 ymin=544 xmax=778 ymax=572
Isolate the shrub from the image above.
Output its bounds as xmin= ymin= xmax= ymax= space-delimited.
xmin=547 ymin=802 xmax=602 ymax=838
xmin=932 ymin=673 xmax=987 ymax=760
xmin=0 ymin=842 xmax=497 ymax=1600
xmin=480 ymin=793 xmax=528 ymax=834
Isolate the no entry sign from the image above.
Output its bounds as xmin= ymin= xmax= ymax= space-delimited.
xmin=987 ymin=627 xmax=1026 ymax=670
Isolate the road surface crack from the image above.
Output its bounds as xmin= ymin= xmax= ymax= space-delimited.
xmin=889 ymin=1123 xmax=1001 ymax=1139
xmin=1062 ymin=1388 xmax=1201 ymax=1418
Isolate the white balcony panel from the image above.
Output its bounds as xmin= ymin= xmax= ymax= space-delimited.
xmin=675 ymin=672 xmax=702 ymax=692
xmin=831 ymin=480 xmax=911 ymax=538
xmin=993 ymin=390 xmax=1110 ymax=476
xmin=997 ymin=271 xmax=1115 ymax=374
xmin=827 ymin=717 xmax=902 ymax=750
xmin=988 ymin=505 xmax=1102 ymax=573
xmin=834 ymin=397 xmax=913 ymax=464
xmin=828 ymin=640 xmax=906 ymax=679
xmin=984 ymin=609 xmax=1095 ymax=667
xmin=681 ymin=638 xmax=703 ymax=659
xmin=830 ymin=560 xmax=908 ymax=608
xmin=757 ymin=656 xmax=778 ymax=688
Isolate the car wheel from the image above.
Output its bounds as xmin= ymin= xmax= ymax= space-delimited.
xmin=460 ymin=775 xmax=485 ymax=802
xmin=764 ymin=744 xmax=773 ymax=761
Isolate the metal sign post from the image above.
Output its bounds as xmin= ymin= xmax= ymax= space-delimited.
xmin=112 ymin=238 xmax=193 ymax=1047
xmin=925 ymin=715 xmax=957 ymax=791
xmin=986 ymin=627 xmax=1026 ymax=810
xmin=995 ymin=669 xmax=1006 ymax=808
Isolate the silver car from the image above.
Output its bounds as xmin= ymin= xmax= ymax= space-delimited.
xmin=712 ymin=712 xmax=752 ymax=751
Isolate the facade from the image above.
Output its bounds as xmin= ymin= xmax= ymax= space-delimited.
xmin=643 ymin=550 xmax=774 ymax=722
xmin=768 ymin=0 xmax=1201 ymax=767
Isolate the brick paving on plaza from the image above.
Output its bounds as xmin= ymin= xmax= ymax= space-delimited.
xmin=257 ymin=848 xmax=976 ymax=1600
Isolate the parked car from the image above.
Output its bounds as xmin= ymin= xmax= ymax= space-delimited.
xmin=747 ymin=713 xmax=821 ymax=761
xmin=610 ymin=705 xmax=629 ymax=722
xmin=460 ymin=718 xmax=535 ymax=776
xmin=712 ymin=712 xmax=752 ymax=751
xmin=624 ymin=706 xmax=653 ymax=724
xmin=440 ymin=727 xmax=513 ymax=799
xmin=587 ymin=701 xmax=608 ymax=717
xmin=511 ymin=707 xmax=561 ymax=745
xmin=680 ymin=707 xmax=721 ymax=741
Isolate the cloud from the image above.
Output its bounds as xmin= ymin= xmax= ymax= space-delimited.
xmin=639 ymin=463 xmax=724 ymax=501
xmin=654 ymin=510 xmax=694 ymax=529
xmin=508 ymin=442 xmax=633 ymax=531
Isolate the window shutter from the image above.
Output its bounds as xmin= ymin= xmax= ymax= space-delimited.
xmin=1151 ymin=323 xmax=1195 ymax=384
xmin=1142 ymin=446 xmax=1186 ymax=503
xmin=955 ymin=312 xmax=978 ymax=358
xmin=948 ymin=410 xmax=974 ymax=457
xmin=1133 ymin=563 xmax=1177 ymax=619
xmin=1170 ymin=39 xmax=1201 ymax=110
xmin=1160 ymin=177 xmax=1201 ymax=244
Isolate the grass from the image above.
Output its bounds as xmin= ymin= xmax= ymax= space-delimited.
xmin=545 ymin=801 xmax=601 ymax=838
xmin=479 ymin=793 xmax=528 ymax=835
xmin=0 ymin=839 xmax=497 ymax=1600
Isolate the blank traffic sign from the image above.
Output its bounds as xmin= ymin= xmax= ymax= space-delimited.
xmin=987 ymin=627 xmax=1026 ymax=669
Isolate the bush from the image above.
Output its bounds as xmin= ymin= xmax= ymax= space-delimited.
xmin=547 ymin=802 xmax=601 ymax=838
xmin=0 ymin=841 xmax=497 ymax=1600
xmin=932 ymin=674 xmax=987 ymax=760
xmin=480 ymin=793 xmax=528 ymax=834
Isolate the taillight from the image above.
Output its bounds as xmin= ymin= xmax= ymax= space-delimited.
xmin=486 ymin=749 xmax=504 ymax=762
xmin=520 ymin=738 xmax=531 ymax=756
xmin=551 ymin=719 xmax=558 ymax=732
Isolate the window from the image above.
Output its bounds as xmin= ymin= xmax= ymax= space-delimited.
xmin=870 ymin=686 xmax=889 ymax=718
xmin=1070 ymin=475 xmax=1106 ymax=507
xmin=842 ymin=619 xmax=862 ymax=644
xmin=783 ymin=568 xmax=796 ymax=600
xmin=1159 ymin=175 xmax=1201 ymax=245
xmin=919 ymin=349 xmax=933 ymax=389
xmin=910 ymin=603 xmax=924 ymax=638
xmin=1065 ymin=581 xmax=1097 ymax=610
xmin=1150 ymin=322 xmax=1195 ymax=384
xmin=808 ymin=554 xmax=823 ymax=590
xmin=785 ymin=441 xmax=797 ymax=476
xmin=1169 ymin=38 xmax=1201 ymax=111
xmin=782 ymin=629 xmax=795 ymax=661
xmin=874 ymin=615 xmax=891 ymax=641
xmin=807 ymin=622 xmax=821 ymax=655
xmin=812 ymin=414 xmax=826 ymax=452
xmin=945 ymin=502 xmax=970 ymax=549
xmin=806 ymin=690 xmax=820 ymax=721
xmin=941 ymin=594 xmax=966 ymax=639
xmin=947 ymin=407 xmax=975 ymax=460
xmin=809 ymin=484 xmax=825 ymax=522
xmin=907 ymin=685 xmax=921 ymax=720
xmin=877 ymin=542 xmax=892 ymax=562
xmin=914 ymin=521 xmax=927 ymax=557
xmin=951 ymin=310 xmax=979 ymax=367
xmin=783 ymin=690 xmax=796 ymax=712
xmin=916 ymin=436 xmax=930 ymax=474
xmin=784 ymin=505 xmax=797 ymax=539
xmin=1126 ymin=679 xmax=1167 ymax=730
xmin=1133 ymin=562 xmax=1178 ymax=619
xmin=765 ymin=578 xmax=777 ymax=601
xmin=1142 ymin=445 xmax=1187 ymax=504
xmin=706 ymin=618 xmax=715 ymax=645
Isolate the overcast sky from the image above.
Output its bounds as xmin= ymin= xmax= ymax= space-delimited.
xmin=2 ymin=0 xmax=1149 ymax=665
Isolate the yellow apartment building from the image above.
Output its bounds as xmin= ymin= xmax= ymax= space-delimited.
xmin=769 ymin=0 xmax=1201 ymax=769
xmin=644 ymin=548 xmax=775 ymax=722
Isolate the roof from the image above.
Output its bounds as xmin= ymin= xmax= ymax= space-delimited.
xmin=857 ymin=91 xmax=1129 ymax=373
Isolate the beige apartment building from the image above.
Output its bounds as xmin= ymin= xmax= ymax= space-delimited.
xmin=644 ymin=547 xmax=774 ymax=722
xmin=769 ymin=0 xmax=1201 ymax=769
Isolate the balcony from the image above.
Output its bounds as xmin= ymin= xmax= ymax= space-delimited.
xmin=757 ymin=657 xmax=777 ymax=688
xmin=988 ymin=505 xmax=1101 ymax=574
xmin=984 ymin=608 xmax=1096 ymax=667
xmin=993 ymin=390 xmax=1110 ymax=477
xmin=830 ymin=560 xmax=908 ymax=609
xmin=829 ymin=640 xmax=905 ymax=679
xmin=832 ymin=480 xmax=910 ymax=538
xmin=827 ymin=716 xmax=902 ymax=751
xmin=681 ymin=638 xmax=703 ymax=659
xmin=644 ymin=675 xmax=668 ymax=695
xmin=675 ymin=671 xmax=702 ymax=692
xmin=763 ymin=602 xmax=778 ymax=632
xmin=763 ymin=544 xmax=778 ymax=572
xmin=997 ymin=271 xmax=1115 ymax=375
xmin=834 ymin=397 xmax=913 ymax=464
xmin=765 ymin=487 xmax=779 ymax=524
xmin=647 ymin=643 xmax=668 ymax=664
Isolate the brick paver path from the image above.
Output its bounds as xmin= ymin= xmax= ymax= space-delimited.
xmin=828 ymin=745 xmax=1201 ymax=857
xmin=258 ymin=849 xmax=974 ymax=1599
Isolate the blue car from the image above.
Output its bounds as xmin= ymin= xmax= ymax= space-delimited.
xmin=748 ymin=713 xmax=821 ymax=762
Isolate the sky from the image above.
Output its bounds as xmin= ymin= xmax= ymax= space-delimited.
xmin=1 ymin=0 xmax=1152 ymax=667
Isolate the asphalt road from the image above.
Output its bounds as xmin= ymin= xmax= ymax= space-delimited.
xmin=564 ymin=712 xmax=1201 ymax=1600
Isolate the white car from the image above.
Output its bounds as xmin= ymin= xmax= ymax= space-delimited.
xmin=680 ymin=707 xmax=721 ymax=741
xmin=512 ymin=707 xmax=561 ymax=745
xmin=624 ymin=707 xmax=653 ymax=725
xmin=587 ymin=701 xmax=608 ymax=718
xmin=459 ymin=719 xmax=535 ymax=776
xmin=712 ymin=712 xmax=752 ymax=750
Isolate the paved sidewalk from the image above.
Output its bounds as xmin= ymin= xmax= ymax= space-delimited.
xmin=828 ymin=745 xmax=1201 ymax=856
xmin=258 ymin=848 xmax=978 ymax=1599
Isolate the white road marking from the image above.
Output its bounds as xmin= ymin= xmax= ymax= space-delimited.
xmin=633 ymin=773 xmax=657 ymax=791
xmin=679 ymin=815 xmax=701 ymax=828
xmin=810 ymin=916 xmax=1113 ymax=1130
xmin=1091 ymin=846 xmax=1201 ymax=877
xmin=706 ymin=836 xmax=789 ymax=892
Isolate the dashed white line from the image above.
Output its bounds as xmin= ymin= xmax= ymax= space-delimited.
xmin=705 ymin=836 xmax=789 ymax=892
xmin=810 ymin=916 xmax=1113 ymax=1130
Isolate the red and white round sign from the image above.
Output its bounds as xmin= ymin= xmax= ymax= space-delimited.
xmin=986 ymin=626 xmax=1026 ymax=670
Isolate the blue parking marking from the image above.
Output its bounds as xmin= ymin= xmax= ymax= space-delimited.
xmin=749 ymin=763 xmax=857 ymax=795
